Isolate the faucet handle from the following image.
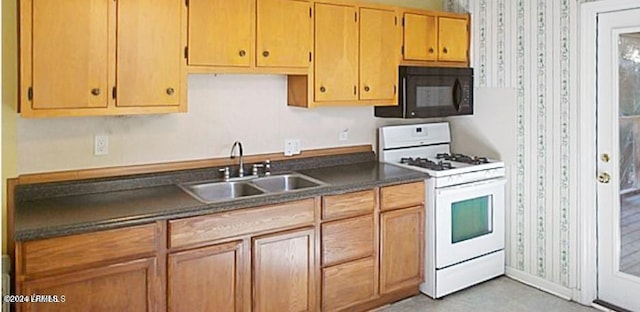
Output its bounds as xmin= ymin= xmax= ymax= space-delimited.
xmin=219 ymin=167 xmax=230 ymax=180
xmin=252 ymin=163 xmax=264 ymax=176
xmin=264 ymin=160 xmax=271 ymax=176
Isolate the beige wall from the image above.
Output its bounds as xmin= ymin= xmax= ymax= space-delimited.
xmin=17 ymin=74 xmax=378 ymax=173
xmin=2 ymin=0 xmax=18 ymax=254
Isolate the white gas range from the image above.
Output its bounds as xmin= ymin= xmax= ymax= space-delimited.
xmin=379 ymin=122 xmax=506 ymax=298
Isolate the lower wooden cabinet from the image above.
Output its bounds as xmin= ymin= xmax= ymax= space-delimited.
xmin=253 ymin=227 xmax=316 ymax=312
xmin=322 ymin=257 xmax=376 ymax=311
xmin=21 ymin=257 xmax=160 ymax=312
xmin=380 ymin=205 xmax=425 ymax=294
xmin=168 ymin=241 xmax=244 ymax=312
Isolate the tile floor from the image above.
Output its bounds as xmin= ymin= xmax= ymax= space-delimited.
xmin=381 ymin=277 xmax=597 ymax=312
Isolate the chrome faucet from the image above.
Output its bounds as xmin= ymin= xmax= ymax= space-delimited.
xmin=230 ymin=141 xmax=244 ymax=177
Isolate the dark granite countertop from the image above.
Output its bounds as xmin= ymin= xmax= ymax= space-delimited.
xmin=14 ymin=153 xmax=428 ymax=241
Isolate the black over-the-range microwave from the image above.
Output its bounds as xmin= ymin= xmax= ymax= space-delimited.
xmin=375 ymin=66 xmax=473 ymax=118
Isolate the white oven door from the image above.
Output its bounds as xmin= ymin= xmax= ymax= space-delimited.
xmin=435 ymin=177 xmax=506 ymax=269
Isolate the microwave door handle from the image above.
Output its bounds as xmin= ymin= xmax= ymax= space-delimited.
xmin=453 ymin=78 xmax=463 ymax=111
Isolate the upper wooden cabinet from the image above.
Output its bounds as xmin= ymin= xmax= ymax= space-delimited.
xmin=19 ymin=0 xmax=187 ymax=117
xmin=257 ymin=0 xmax=312 ymax=68
xmin=188 ymin=0 xmax=312 ymax=72
xmin=359 ymin=7 xmax=399 ymax=103
xmin=289 ymin=2 xmax=400 ymax=107
xmin=314 ymin=2 xmax=359 ymax=102
xmin=187 ymin=0 xmax=254 ymax=67
xmin=402 ymin=10 xmax=470 ymax=66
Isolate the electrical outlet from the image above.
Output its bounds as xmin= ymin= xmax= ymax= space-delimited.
xmin=284 ymin=139 xmax=301 ymax=156
xmin=94 ymin=134 xmax=109 ymax=156
xmin=339 ymin=128 xmax=349 ymax=141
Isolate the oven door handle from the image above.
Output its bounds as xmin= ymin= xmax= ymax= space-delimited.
xmin=436 ymin=177 xmax=506 ymax=195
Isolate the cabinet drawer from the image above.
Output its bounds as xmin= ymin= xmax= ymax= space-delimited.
xmin=322 ymin=257 xmax=376 ymax=312
xmin=380 ymin=181 xmax=425 ymax=211
xmin=169 ymin=198 xmax=315 ymax=249
xmin=322 ymin=215 xmax=374 ymax=266
xmin=21 ymin=223 xmax=158 ymax=276
xmin=322 ymin=189 xmax=375 ymax=220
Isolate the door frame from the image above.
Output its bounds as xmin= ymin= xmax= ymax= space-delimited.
xmin=578 ymin=0 xmax=640 ymax=306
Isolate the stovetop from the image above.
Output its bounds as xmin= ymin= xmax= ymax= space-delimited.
xmin=390 ymin=153 xmax=505 ymax=178
xmin=400 ymin=157 xmax=454 ymax=171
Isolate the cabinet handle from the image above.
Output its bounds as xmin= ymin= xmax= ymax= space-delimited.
xmin=263 ymin=51 xmax=270 ymax=57
xmin=428 ymin=47 xmax=434 ymax=53
xmin=364 ymin=86 xmax=370 ymax=92
xmin=91 ymin=88 xmax=101 ymax=96
xmin=443 ymin=47 xmax=448 ymax=54
xmin=239 ymin=50 xmax=246 ymax=57
xmin=166 ymin=87 xmax=175 ymax=96
xmin=320 ymin=86 xmax=326 ymax=93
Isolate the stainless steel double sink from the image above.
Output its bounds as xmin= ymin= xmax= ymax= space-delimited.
xmin=178 ymin=172 xmax=328 ymax=204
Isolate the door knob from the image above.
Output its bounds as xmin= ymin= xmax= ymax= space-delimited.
xmin=598 ymin=172 xmax=611 ymax=184
xmin=601 ymin=153 xmax=610 ymax=162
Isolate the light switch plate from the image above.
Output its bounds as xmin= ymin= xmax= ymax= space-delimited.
xmin=284 ymin=139 xmax=301 ymax=156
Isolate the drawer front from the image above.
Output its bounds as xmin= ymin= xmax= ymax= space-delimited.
xmin=22 ymin=223 xmax=158 ymax=276
xmin=322 ymin=189 xmax=375 ymax=220
xmin=322 ymin=257 xmax=376 ymax=312
xmin=380 ymin=181 xmax=425 ymax=211
xmin=322 ymin=215 xmax=374 ymax=266
xmin=169 ymin=198 xmax=315 ymax=249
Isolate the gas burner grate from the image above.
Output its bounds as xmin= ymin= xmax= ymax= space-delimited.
xmin=400 ymin=157 xmax=454 ymax=171
xmin=436 ymin=153 xmax=490 ymax=165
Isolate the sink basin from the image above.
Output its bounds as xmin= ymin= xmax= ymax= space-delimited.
xmin=251 ymin=173 xmax=327 ymax=193
xmin=179 ymin=181 xmax=265 ymax=203
xmin=178 ymin=173 xmax=327 ymax=204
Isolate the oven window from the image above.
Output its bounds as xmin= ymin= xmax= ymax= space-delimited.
xmin=451 ymin=195 xmax=493 ymax=243
xmin=416 ymin=86 xmax=453 ymax=108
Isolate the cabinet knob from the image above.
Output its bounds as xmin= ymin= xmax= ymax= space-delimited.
xmin=320 ymin=86 xmax=326 ymax=93
xmin=428 ymin=47 xmax=434 ymax=53
xmin=91 ymin=88 xmax=101 ymax=96
xmin=443 ymin=47 xmax=449 ymax=54
xmin=239 ymin=50 xmax=246 ymax=57
xmin=364 ymin=86 xmax=370 ymax=92
xmin=166 ymin=87 xmax=175 ymax=95
xmin=262 ymin=51 xmax=270 ymax=57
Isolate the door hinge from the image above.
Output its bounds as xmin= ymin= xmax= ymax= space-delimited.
xmin=353 ymin=85 xmax=357 ymax=95
xmin=355 ymin=12 xmax=357 ymax=22
xmin=27 ymin=87 xmax=33 ymax=101
xmin=184 ymin=46 xmax=188 ymax=59
xmin=309 ymin=52 xmax=312 ymax=63
xmin=185 ymin=0 xmax=188 ymax=6
xmin=395 ymin=16 xmax=397 ymax=26
xmin=394 ymin=85 xmax=397 ymax=94
xmin=401 ymin=46 xmax=404 ymax=55
xmin=112 ymin=86 xmax=117 ymax=99
xmin=309 ymin=7 xmax=312 ymax=18
xmin=402 ymin=17 xmax=405 ymax=27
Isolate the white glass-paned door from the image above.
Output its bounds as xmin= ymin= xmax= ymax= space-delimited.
xmin=597 ymin=7 xmax=640 ymax=311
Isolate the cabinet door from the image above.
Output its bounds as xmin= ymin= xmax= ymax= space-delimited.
xmin=257 ymin=0 xmax=311 ymax=68
xmin=26 ymin=0 xmax=112 ymax=109
xmin=117 ymin=0 xmax=183 ymax=107
xmin=438 ymin=16 xmax=469 ymax=62
xmin=188 ymin=0 xmax=253 ymax=67
xmin=380 ymin=206 xmax=424 ymax=294
xmin=20 ymin=257 xmax=159 ymax=312
xmin=169 ymin=241 xmax=244 ymax=312
xmin=253 ymin=227 xmax=316 ymax=312
xmin=322 ymin=257 xmax=376 ymax=312
xmin=403 ymin=13 xmax=436 ymax=61
xmin=359 ymin=7 xmax=398 ymax=101
xmin=314 ymin=3 xmax=358 ymax=102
